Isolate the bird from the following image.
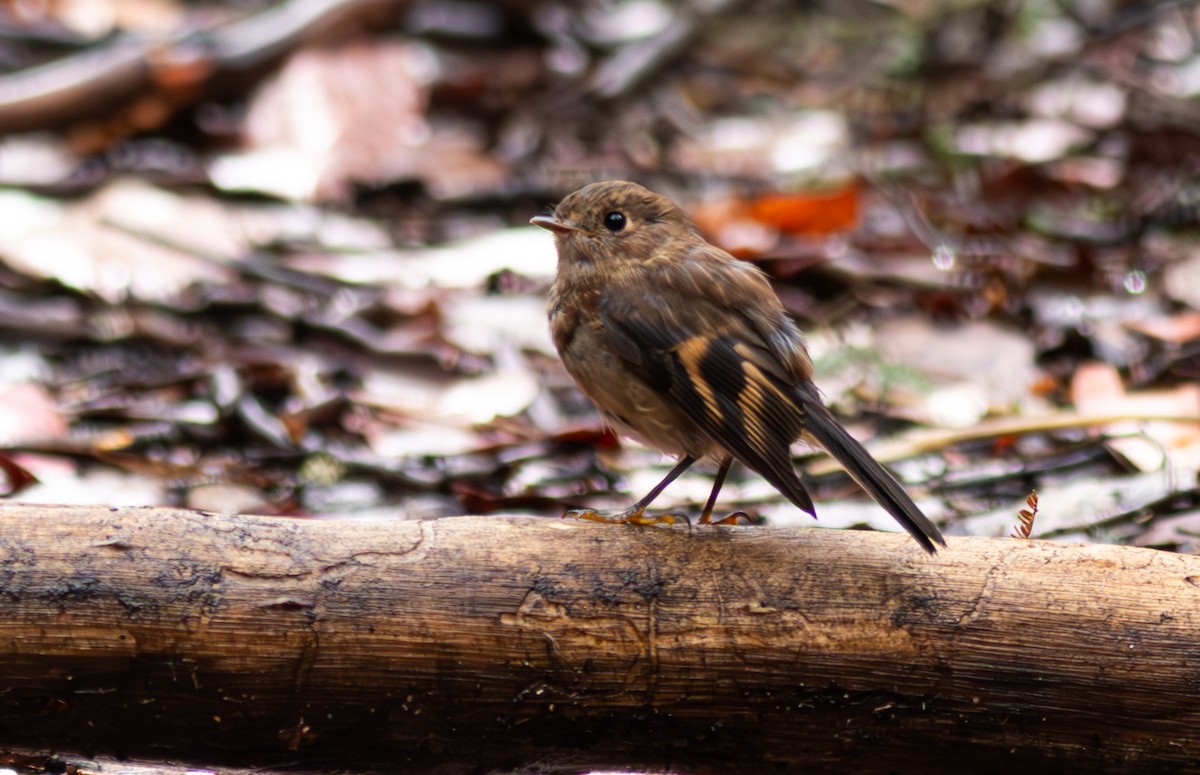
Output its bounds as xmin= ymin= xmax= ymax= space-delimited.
xmin=531 ymin=180 xmax=946 ymax=553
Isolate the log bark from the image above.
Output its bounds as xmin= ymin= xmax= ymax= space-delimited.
xmin=0 ymin=502 xmax=1197 ymax=774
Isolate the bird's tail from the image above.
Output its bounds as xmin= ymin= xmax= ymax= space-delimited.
xmin=797 ymin=384 xmax=946 ymax=554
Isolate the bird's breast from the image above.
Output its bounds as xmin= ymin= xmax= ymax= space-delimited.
xmin=556 ymin=311 xmax=714 ymax=461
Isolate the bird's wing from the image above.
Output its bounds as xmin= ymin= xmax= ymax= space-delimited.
xmin=599 ymin=256 xmax=816 ymax=515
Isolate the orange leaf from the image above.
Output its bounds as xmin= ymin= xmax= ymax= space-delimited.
xmin=747 ymin=184 xmax=859 ymax=235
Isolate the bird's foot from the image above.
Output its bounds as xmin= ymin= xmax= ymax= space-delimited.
xmin=698 ymin=510 xmax=757 ymax=526
xmin=564 ymin=506 xmax=685 ymax=526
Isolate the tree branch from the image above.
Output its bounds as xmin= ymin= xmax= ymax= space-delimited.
xmin=0 ymin=502 xmax=1195 ymax=773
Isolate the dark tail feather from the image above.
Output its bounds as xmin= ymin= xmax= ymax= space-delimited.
xmin=760 ymin=456 xmax=817 ymax=518
xmin=799 ymin=388 xmax=946 ymax=554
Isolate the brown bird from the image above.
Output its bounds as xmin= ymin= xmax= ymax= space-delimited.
xmin=531 ymin=180 xmax=946 ymax=553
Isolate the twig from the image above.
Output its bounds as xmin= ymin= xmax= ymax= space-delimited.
xmin=805 ymin=409 xmax=1200 ymax=475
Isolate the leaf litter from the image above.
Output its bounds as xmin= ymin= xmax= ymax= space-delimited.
xmin=0 ymin=0 xmax=1196 ymax=547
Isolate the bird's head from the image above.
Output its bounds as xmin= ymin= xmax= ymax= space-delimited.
xmin=531 ymin=180 xmax=700 ymax=269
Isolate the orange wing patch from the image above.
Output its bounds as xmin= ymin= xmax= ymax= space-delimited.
xmin=739 ymin=359 xmax=799 ymax=460
xmin=674 ymin=336 xmax=722 ymax=423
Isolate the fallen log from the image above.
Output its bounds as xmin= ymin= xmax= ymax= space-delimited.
xmin=0 ymin=502 xmax=1196 ymax=773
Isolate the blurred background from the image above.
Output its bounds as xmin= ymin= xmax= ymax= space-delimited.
xmin=0 ymin=0 xmax=1197 ymax=547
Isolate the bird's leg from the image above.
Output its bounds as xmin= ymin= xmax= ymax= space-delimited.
xmin=566 ymin=455 xmax=697 ymax=525
xmin=697 ymin=456 xmax=732 ymax=524
xmin=697 ymin=456 xmax=755 ymax=525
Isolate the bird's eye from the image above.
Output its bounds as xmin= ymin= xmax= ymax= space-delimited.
xmin=603 ymin=211 xmax=627 ymax=232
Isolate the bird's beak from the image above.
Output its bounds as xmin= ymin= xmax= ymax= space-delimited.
xmin=530 ymin=214 xmax=579 ymax=235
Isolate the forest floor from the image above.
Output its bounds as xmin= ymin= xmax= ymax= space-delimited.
xmin=0 ymin=0 xmax=1197 ymax=550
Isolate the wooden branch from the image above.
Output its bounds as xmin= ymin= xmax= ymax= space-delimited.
xmin=0 ymin=502 xmax=1197 ymax=773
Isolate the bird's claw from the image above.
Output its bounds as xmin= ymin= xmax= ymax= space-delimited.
xmin=699 ymin=510 xmax=757 ymax=526
xmin=563 ymin=507 xmax=681 ymax=526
